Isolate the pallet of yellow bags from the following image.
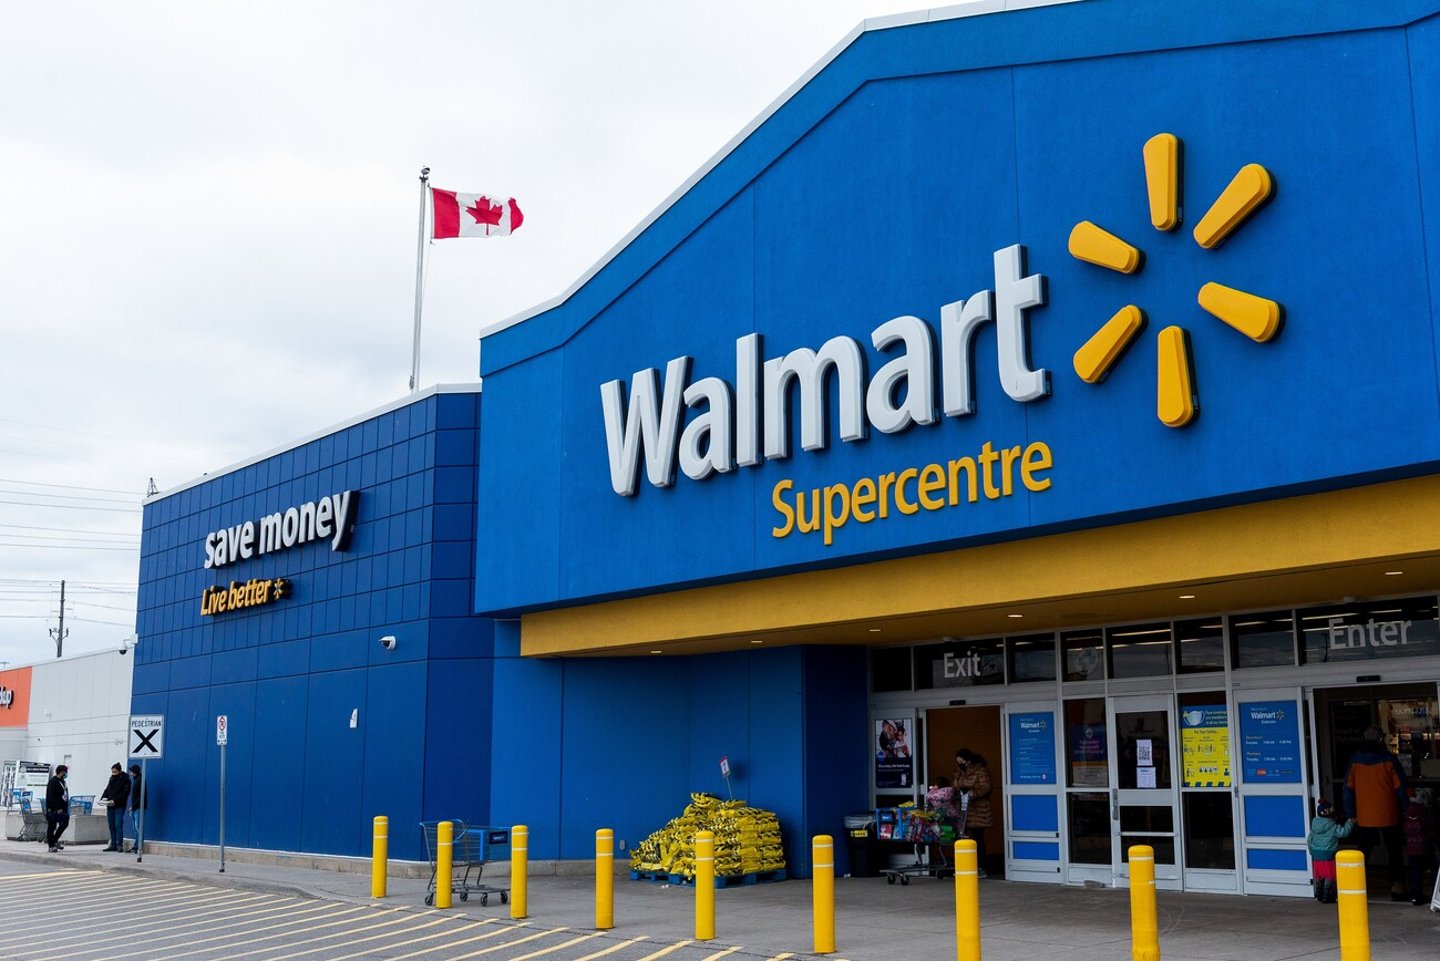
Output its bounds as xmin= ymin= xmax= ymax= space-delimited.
xmin=629 ymin=793 xmax=787 ymax=886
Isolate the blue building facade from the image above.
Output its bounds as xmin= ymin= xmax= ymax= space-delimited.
xmin=137 ymin=1 xmax=1440 ymax=893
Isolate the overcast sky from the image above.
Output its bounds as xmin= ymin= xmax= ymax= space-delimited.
xmin=0 ymin=0 xmax=946 ymax=666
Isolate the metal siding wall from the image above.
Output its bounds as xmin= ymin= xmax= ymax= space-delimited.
xmin=365 ymin=660 xmax=428 ymax=862
xmin=801 ymin=647 xmax=870 ymax=877
xmin=252 ymin=676 xmax=308 ymax=851
xmin=420 ymin=658 xmax=492 ymax=844
xmin=300 ymin=670 xmax=367 ymax=855
xmin=488 ymin=640 xmax=564 ymax=858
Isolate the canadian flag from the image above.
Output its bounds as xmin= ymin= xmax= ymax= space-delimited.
xmin=431 ymin=188 xmax=524 ymax=238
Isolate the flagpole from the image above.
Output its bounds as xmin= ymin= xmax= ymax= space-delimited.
xmin=409 ymin=166 xmax=430 ymax=392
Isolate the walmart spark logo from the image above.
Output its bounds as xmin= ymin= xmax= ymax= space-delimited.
xmin=1067 ymin=134 xmax=1282 ymax=427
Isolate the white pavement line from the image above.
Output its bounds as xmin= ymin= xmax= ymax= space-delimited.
xmin=33 ymin=898 xmax=348 ymax=961
xmin=260 ymin=915 xmax=452 ymax=961
xmin=509 ymin=931 xmax=603 ymax=961
xmin=448 ymin=926 xmax=574 ymax=960
xmin=0 ymin=869 xmax=102 ymax=883
xmin=698 ymin=946 xmax=745 ymax=961
xmin=168 ymin=906 xmax=420 ymax=961
xmin=0 ymin=888 xmax=278 ymax=941
xmin=765 ymin=954 xmax=795 ymax=961
xmin=571 ymin=934 xmax=650 ymax=961
xmin=374 ymin=919 xmax=516 ymax=961
xmin=634 ymin=940 xmax=695 ymax=961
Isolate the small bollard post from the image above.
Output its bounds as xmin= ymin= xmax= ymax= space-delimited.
xmin=954 ymin=838 xmax=981 ymax=961
xmin=596 ymin=828 xmax=614 ymax=930
xmin=371 ymin=816 xmax=389 ymax=899
xmin=1128 ymin=844 xmax=1159 ymax=961
xmin=1336 ymin=850 xmax=1371 ymax=961
xmin=435 ymin=821 xmax=454 ymax=909
xmin=813 ymin=834 xmax=836 ymax=955
xmin=696 ymin=830 xmax=716 ymax=941
xmin=511 ymin=824 xmax=529 ymax=920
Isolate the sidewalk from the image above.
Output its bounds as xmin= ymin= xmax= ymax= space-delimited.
xmin=0 ymin=839 xmax=1435 ymax=960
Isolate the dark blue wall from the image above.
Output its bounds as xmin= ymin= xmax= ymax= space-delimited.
xmin=134 ymin=390 xmax=490 ymax=861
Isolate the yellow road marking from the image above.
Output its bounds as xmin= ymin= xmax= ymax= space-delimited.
xmin=510 ymin=932 xmax=602 ymax=961
xmin=571 ymin=935 xmax=649 ymax=961
xmin=699 ymin=947 xmax=745 ymax=961
xmin=376 ymin=919 xmax=518 ymax=960
xmin=35 ymin=899 xmax=350 ymax=961
xmin=635 ymin=940 xmax=694 ymax=961
xmin=0 ymin=890 xmax=280 ymax=942
xmin=0 ymin=872 xmax=163 ymax=903
xmin=262 ymin=915 xmax=453 ymax=961
xmin=0 ymin=879 xmax=202 ymax=919
xmin=320 ymin=918 xmax=500 ymax=961
xmin=154 ymin=905 xmax=406 ymax=961
xmin=768 ymin=954 xmax=796 ymax=961
xmin=449 ymin=927 xmax=571 ymax=960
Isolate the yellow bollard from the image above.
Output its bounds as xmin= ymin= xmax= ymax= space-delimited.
xmin=371 ymin=816 xmax=388 ymax=899
xmin=696 ymin=830 xmax=716 ymax=941
xmin=1336 ymin=850 xmax=1370 ymax=961
xmin=954 ymin=838 xmax=981 ymax=961
xmin=511 ymin=824 xmax=529 ymax=920
xmin=596 ymin=828 xmax=614 ymax=930
xmin=435 ymin=821 xmax=453 ymax=909
xmin=813 ymin=834 xmax=836 ymax=955
xmin=1128 ymin=845 xmax=1159 ymax=961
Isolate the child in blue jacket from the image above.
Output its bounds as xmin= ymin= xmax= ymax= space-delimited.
xmin=1307 ymin=799 xmax=1355 ymax=903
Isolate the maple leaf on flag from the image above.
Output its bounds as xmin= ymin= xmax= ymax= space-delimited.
xmin=465 ymin=196 xmax=504 ymax=227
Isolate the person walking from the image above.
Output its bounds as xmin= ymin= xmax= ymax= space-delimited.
xmin=954 ymin=748 xmax=994 ymax=878
xmin=43 ymin=765 xmax=69 ymax=853
xmin=99 ymin=762 xmax=130 ymax=852
xmin=1306 ymin=799 xmax=1354 ymax=903
xmin=1343 ymin=725 xmax=1410 ymax=900
xmin=125 ymin=764 xmax=143 ymax=853
xmin=1401 ymin=789 xmax=1435 ymax=906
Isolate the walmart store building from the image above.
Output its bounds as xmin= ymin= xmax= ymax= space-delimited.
xmin=135 ymin=0 xmax=1440 ymax=895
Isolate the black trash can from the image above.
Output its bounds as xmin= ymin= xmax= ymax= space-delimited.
xmin=843 ymin=814 xmax=878 ymax=877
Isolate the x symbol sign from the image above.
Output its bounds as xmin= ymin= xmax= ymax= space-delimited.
xmin=133 ymin=729 xmax=159 ymax=753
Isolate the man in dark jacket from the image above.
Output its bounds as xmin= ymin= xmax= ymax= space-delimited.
xmin=1344 ymin=726 xmax=1410 ymax=900
xmin=100 ymin=762 xmax=131 ymax=852
xmin=44 ymin=765 xmax=69 ymax=852
xmin=126 ymin=764 xmax=143 ymax=853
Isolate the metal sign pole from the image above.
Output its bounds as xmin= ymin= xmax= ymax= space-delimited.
xmin=218 ymin=741 xmax=226 ymax=873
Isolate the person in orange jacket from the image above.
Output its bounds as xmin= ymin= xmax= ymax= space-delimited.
xmin=1343 ymin=726 xmax=1409 ymax=900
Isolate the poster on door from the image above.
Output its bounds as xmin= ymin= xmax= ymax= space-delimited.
xmin=875 ymin=718 xmax=914 ymax=789
xmin=1181 ymin=705 xmax=1232 ymax=787
xmin=1240 ymin=700 xmax=1301 ymax=783
xmin=1008 ymin=712 xmax=1056 ymax=784
xmin=1069 ymin=722 xmax=1108 ymax=787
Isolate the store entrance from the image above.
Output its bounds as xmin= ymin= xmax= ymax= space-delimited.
xmin=1312 ymin=682 xmax=1440 ymax=804
xmin=924 ymin=705 xmax=1004 ymax=877
xmin=1311 ymin=681 xmax=1439 ymax=897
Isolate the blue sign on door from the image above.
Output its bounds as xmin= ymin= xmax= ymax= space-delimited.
xmin=1009 ymin=712 xmax=1056 ymax=785
xmin=1239 ymin=700 xmax=1301 ymax=783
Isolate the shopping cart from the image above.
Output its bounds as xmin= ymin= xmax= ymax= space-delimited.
xmin=420 ymin=821 xmax=511 ymax=907
xmin=881 ymin=791 xmax=969 ymax=885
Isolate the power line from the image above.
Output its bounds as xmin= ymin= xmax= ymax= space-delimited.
xmin=0 ymin=523 xmax=138 ymax=537
xmin=0 ymin=488 xmax=137 ymax=504
xmin=0 ymin=533 xmax=139 ymax=545
xmin=0 ymin=542 xmax=138 ymax=551
xmin=0 ymin=500 xmax=139 ymax=513
xmin=0 ymin=478 xmax=140 ymax=496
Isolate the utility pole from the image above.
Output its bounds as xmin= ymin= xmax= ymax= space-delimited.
xmin=49 ymin=580 xmax=68 ymax=658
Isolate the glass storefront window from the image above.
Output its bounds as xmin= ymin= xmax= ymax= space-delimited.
xmin=1067 ymin=792 xmax=1110 ymax=865
xmin=1007 ymin=633 xmax=1057 ymax=683
xmin=1229 ymin=611 xmax=1296 ymax=668
xmin=1176 ymin=618 xmax=1225 ymax=673
xmin=1108 ymin=623 xmax=1173 ymax=679
xmin=870 ymin=647 xmax=912 ymax=692
xmin=914 ymin=638 xmax=1004 ymax=688
xmin=1065 ymin=698 xmax=1108 ymax=788
xmin=1297 ymin=595 xmax=1440 ymax=665
xmin=1062 ymin=629 xmax=1105 ymax=682
xmin=1182 ymin=791 xmax=1236 ymax=869
xmin=1115 ymin=709 xmax=1171 ymax=789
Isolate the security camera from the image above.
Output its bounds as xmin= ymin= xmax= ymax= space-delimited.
xmin=118 ymin=635 xmax=134 ymax=655
xmin=379 ymin=635 xmax=397 ymax=651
